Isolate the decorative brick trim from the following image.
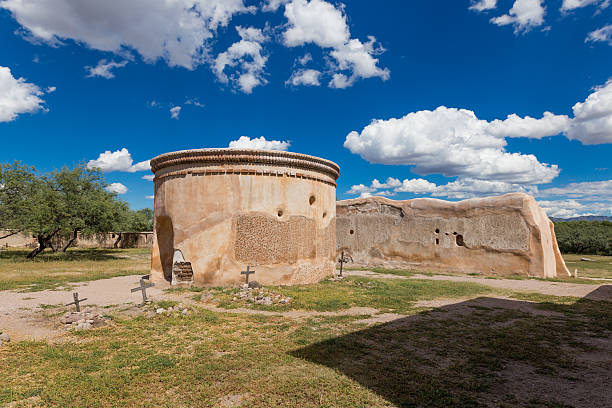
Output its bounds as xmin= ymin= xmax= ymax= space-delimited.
xmin=154 ymin=167 xmax=337 ymax=187
xmin=150 ymin=149 xmax=340 ymax=181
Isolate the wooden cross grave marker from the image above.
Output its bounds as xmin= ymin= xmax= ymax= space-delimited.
xmin=131 ymin=278 xmax=155 ymax=306
xmin=241 ymin=266 xmax=255 ymax=285
xmin=338 ymin=251 xmax=353 ymax=277
xmin=66 ymin=292 xmax=87 ymax=312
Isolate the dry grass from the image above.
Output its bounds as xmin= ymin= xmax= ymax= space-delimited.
xmin=0 ymin=249 xmax=609 ymax=407
xmin=0 ymin=285 xmax=609 ymax=407
xmin=562 ymin=254 xmax=612 ymax=279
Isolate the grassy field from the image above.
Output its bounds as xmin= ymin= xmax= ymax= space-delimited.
xmin=1 ymin=282 xmax=609 ymax=407
xmin=0 ymin=248 xmax=610 ymax=407
xmin=562 ymin=254 xmax=612 ymax=279
xmin=0 ymin=248 xmax=150 ymax=291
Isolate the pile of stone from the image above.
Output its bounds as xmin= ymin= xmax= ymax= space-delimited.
xmin=234 ymin=284 xmax=292 ymax=306
xmin=155 ymin=303 xmax=190 ymax=316
xmin=59 ymin=310 xmax=111 ymax=331
xmin=0 ymin=331 xmax=9 ymax=346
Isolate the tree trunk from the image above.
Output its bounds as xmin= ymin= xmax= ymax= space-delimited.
xmin=62 ymin=230 xmax=78 ymax=252
xmin=27 ymin=235 xmax=48 ymax=259
xmin=113 ymin=232 xmax=123 ymax=249
xmin=26 ymin=229 xmax=60 ymax=259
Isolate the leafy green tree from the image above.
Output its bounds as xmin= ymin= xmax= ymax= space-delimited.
xmin=554 ymin=221 xmax=612 ymax=255
xmin=0 ymin=161 xmax=152 ymax=258
xmin=52 ymin=165 xmax=130 ymax=252
xmin=0 ymin=162 xmax=66 ymax=257
xmin=127 ymin=208 xmax=154 ymax=232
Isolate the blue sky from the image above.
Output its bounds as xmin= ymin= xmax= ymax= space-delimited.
xmin=0 ymin=0 xmax=611 ymax=218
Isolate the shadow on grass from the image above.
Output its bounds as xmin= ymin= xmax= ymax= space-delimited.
xmin=0 ymin=248 xmax=148 ymax=263
xmin=291 ymin=286 xmax=611 ymax=408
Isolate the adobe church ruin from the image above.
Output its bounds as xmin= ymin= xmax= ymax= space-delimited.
xmin=150 ymin=148 xmax=339 ymax=286
xmin=337 ymin=193 xmax=570 ymax=278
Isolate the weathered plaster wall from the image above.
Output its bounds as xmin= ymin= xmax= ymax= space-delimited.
xmin=0 ymin=231 xmax=153 ymax=249
xmin=337 ymin=193 xmax=569 ymax=278
xmin=150 ymin=149 xmax=339 ymax=286
xmin=75 ymin=232 xmax=153 ymax=249
xmin=0 ymin=231 xmax=36 ymax=248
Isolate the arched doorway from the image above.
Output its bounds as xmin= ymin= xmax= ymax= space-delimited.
xmin=155 ymin=215 xmax=174 ymax=282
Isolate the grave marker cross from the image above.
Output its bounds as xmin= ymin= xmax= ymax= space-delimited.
xmin=241 ymin=266 xmax=255 ymax=285
xmin=66 ymin=292 xmax=87 ymax=312
xmin=131 ymin=278 xmax=155 ymax=306
xmin=338 ymin=251 xmax=353 ymax=277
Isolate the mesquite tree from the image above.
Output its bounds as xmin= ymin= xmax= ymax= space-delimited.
xmin=0 ymin=162 xmax=142 ymax=258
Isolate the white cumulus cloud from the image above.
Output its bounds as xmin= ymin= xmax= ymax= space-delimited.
xmin=348 ymin=177 xmax=531 ymax=199
xmin=262 ymin=0 xmax=291 ymax=12
xmin=106 ymin=182 xmax=128 ymax=194
xmin=470 ymin=0 xmax=498 ymax=11
xmin=537 ymin=199 xmax=612 ymax=218
xmin=586 ymin=24 xmax=612 ymax=46
xmin=344 ymin=106 xmax=560 ymax=184
xmin=170 ymin=106 xmax=181 ymax=119
xmin=566 ymin=79 xmax=612 ymax=144
xmin=490 ymin=0 xmax=546 ymax=33
xmin=346 ymin=78 xmax=612 ymax=184
xmin=85 ymin=59 xmax=128 ymax=79
xmin=487 ymin=111 xmax=571 ymax=139
xmin=283 ymin=0 xmax=389 ymax=88
xmin=0 ymin=0 xmax=253 ymax=70
xmin=214 ymin=26 xmax=268 ymax=94
xmin=561 ymin=0 xmax=608 ymax=11
xmin=142 ymin=175 xmax=155 ymax=181
xmin=0 ymin=66 xmax=46 ymax=122
xmin=87 ymin=148 xmax=150 ymax=172
xmin=538 ymin=180 xmax=612 ymax=199
xmin=286 ymin=69 xmax=321 ymax=86
xmin=228 ymin=136 xmax=290 ymax=151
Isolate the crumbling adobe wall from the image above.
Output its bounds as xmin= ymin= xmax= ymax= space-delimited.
xmin=337 ymin=193 xmax=569 ymax=278
xmin=0 ymin=230 xmax=36 ymax=248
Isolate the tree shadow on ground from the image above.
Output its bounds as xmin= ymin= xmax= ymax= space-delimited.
xmin=0 ymin=248 xmax=145 ymax=263
xmin=291 ymin=286 xmax=611 ymax=408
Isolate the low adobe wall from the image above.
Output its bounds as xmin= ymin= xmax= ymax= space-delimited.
xmin=75 ymin=232 xmax=153 ymax=249
xmin=150 ymin=148 xmax=339 ymax=287
xmin=0 ymin=231 xmax=36 ymax=248
xmin=336 ymin=193 xmax=569 ymax=278
xmin=0 ymin=231 xmax=152 ymax=249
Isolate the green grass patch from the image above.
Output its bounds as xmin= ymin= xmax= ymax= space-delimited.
xmin=0 ymin=248 xmax=150 ymax=291
xmin=1 ymin=293 xmax=609 ymax=407
xmin=208 ymin=277 xmax=498 ymax=314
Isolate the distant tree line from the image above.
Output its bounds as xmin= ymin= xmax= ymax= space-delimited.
xmin=554 ymin=221 xmax=612 ymax=255
xmin=0 ymin=162 xmax=153 ymax=258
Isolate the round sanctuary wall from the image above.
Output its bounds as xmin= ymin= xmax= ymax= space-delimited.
xmin=150 ymin=148 xmax=340 ymax=286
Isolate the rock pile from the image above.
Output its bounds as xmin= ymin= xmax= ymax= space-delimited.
xmin=59 ymin=310 xmax=111 ymax=331
xmin=155 ymin=303 xmax=190 ymax=316
xmin=0 ymin=331 xmax=9 ymax=346
xmin=234 ymin=285 xmax=292 ymax=306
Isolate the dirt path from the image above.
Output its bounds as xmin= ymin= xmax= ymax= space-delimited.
xmin=346 ymin=270 xmax=612 ymax=300
xmin=0 ymin=275 xmax=168 ymax=340
xmin=2 ymin=272 xmax=609 ymax=341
